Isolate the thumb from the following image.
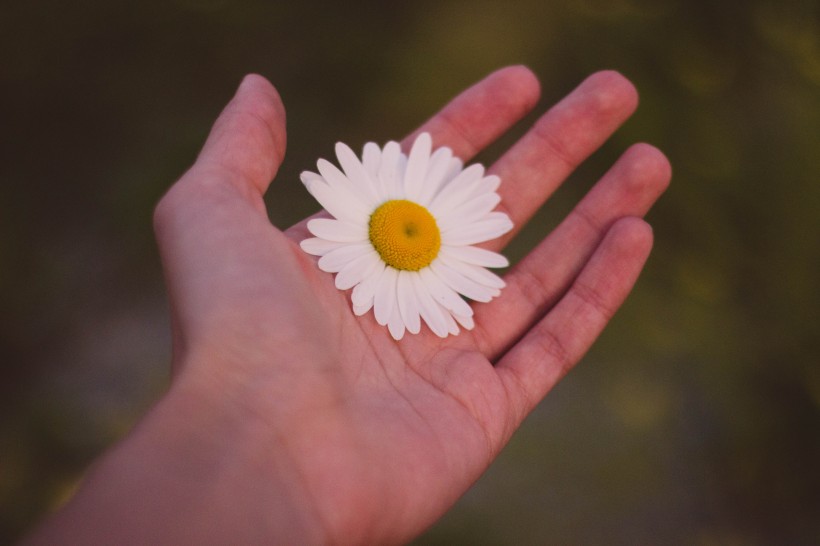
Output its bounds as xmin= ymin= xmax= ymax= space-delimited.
xmin=152 ymin=76 xmax=288 ymax=367
xmin=196 ymin=74 xmax=287 ymax=196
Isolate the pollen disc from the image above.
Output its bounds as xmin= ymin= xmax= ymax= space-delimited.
xmin=368 ymin=199 xmax=441 ymax=271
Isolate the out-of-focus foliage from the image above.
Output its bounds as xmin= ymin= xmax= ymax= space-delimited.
xmin=1 ymin=0 xmax=818 ymax=543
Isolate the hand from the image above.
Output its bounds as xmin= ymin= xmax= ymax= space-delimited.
xmin=27 ymin=66 xmax=670 ymax=545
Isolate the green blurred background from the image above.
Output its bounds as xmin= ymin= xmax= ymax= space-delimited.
xmin=2 ymin=0 xmax=818 ymax=543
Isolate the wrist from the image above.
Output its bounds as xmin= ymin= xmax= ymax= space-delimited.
xmin=25 ymin=371 xmax=326 ymax=545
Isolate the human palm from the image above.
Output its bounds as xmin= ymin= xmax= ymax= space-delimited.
xmin=29 ymin=66 xmax=669 ymax=546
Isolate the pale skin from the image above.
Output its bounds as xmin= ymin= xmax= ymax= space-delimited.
xmin=25 ymin=66 xmax=670 ymax=545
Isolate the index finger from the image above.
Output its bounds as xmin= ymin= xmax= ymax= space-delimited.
xmin=401 ymin=65 xmax=541 ymax=160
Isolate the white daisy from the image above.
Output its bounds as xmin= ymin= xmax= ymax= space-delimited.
xmin=299 ymin=132 xmax=513 ymax=340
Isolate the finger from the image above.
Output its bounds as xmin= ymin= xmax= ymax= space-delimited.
xmin=488 ymin=70 xmax=639 ymax=248
xmin=153 ymin=76 xmax=291 ymax=357
xmin=401 ymin=65 xmax=541 ymax=160
xmin=195 ymin=73 xmax=287 ymax=198
xmin=496 ymin=217 xmax=654 ymax=424
xmin=474 ymin=143 xmax=671 ymax=358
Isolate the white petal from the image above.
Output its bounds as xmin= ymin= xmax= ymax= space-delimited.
xmin=453 ymin=312 xmax=475 ymax=330
xmin=318 ymin=243 xmax=372 ymax=273
xmin=335 ymin=250 xmax=380 ymax=291
xmin=429 ymin=163 xmax=485 ymax=216
xmin=442 ymin=307 xmax=461 ymax=335
xmin=418 ymin=267 xmax=474 ymax=317
xmin=439 ymin=245 xmax=509 ymax=268
xmin=307 ymin=218 xmax=367 ymax=242
xmin=415 ymin=146 xmax=454 ymax=206
xmin=411 ymin=273 xmax=449 ymax=338
xmin=352 ymin=296 xmax=373 ymax=316
xmin=441 ymin=213 xmax=514 ymax=246
xmin=379 ymin=141 xmax=403 ymax=200
xmin=430 ymin=261 xmax=498 ymax=303
xmin=336 ymin=142 xmax=380 ymax=206
xmin=388 ymin=304 xmax=406 ymax=340
xmin=445 ymin=156 xmax=464 ymax=184
xmin=430 ymin=156 xmax=464 ymax=193
xmin=353 ymin=303 xmax=371 ymax=316
xmin=317 ymin=158 xmax=375 ymax=210
xmin=431 ymin=171 xmax=499 ymax=200
xmin=300 ymin=170 xmax=324 ymax=187
xmin=316 ymin=158 xmax=351 ymax=190
xmin=362 ymin=142 xmax=385 ymax=202
xmin=374 ymin=266 xmax=398 ymax=326
xmin=450 ymin=173 xmax=501 ymax=203
xmin=436 ymin=192 xmax=501 ymax=232
xmin=402 ymin=132 xmax=432 ymax=202
xmin=351 ymin=261 xmax=386 ymax=308
xmin=362 ymin=142 xmax=381 ymax=177
xmin=396 ymin=271 xmax=421 ymax=334
xmin=303 ymin=176 xmax=369 ymax=224
xmin=439 ymin=254 xmax=505 ymax=289
xmin=478 ymin=174 xmax=501 ymax=193
xmin=300 ymin=237 xmax=348 ymax=257
xmin=469 ymin=264 xmax=506 ymax=289
xmin=396 ymin=154 xmax=408 ymax=196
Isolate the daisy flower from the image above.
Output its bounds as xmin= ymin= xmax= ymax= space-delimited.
xmin=299 ymin=132 xmax=513 ymax=340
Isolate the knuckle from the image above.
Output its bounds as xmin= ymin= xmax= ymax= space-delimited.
xmin=624 ymin=143 xmax=672 ymax=189
xmin=572 ymin=280 xmax=615 ymax=322
xmin=531 ymin=118 xmax=577 ymax=171
xmin=514 ymin=265 xmax=554 ymax=314
xmin=532 ymin=326 xmax=572 ymax=376
xmin=436 ymin=108 xmax=480 ymax=159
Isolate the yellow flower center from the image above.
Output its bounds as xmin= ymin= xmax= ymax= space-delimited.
xmin=368 ymin=199 xmax=441 ymax=271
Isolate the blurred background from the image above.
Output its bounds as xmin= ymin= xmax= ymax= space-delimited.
xmin=2 ymin=0 xmax=818 ymax=543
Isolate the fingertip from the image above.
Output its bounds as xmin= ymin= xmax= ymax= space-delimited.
xmin=636 ymin=143 xmax=672 ymax=187
xmin=493 ymin=65 xmax=542 ymax=109
xmin=620 ymin=142 xmax=673 ymax=194
xmin=197 ymin=73 xmax=287 ymax=194
xmin=408 ymin=65 xmax=544 ymax=160
xmin=583 ymin=70 xmax=640 ymax=117
xmin=239 ymin=72 xmax=272 ymax=89
xmin=608 ymin=216 xmax=655 ymax=256
xmin=243 ymin=73 xmax=284 ymax=104
xmin=236 ymin=73 xmax=287 ymax=129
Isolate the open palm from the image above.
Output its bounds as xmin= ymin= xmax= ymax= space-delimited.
xmin=29 ymin=66 xmax=669 ymax=546
xmin=154 ymin=65 xmax=670 ymax=544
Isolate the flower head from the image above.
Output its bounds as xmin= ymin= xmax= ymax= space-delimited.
xmin=299 ymin=132 xmax=513 ymax=340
